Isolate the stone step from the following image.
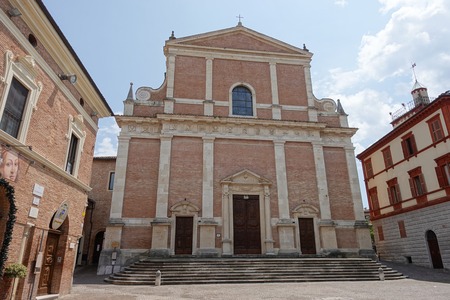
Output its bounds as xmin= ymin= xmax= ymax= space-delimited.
xmin=105 ymin=257 xmax=406 ymax=285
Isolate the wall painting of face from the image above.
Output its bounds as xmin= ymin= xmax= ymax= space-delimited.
xmin=0 ymin=146 xmax=19 ymax=182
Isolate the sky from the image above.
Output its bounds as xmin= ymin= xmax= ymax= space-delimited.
xmin=43 ymin=0 xmax=450 ymax=208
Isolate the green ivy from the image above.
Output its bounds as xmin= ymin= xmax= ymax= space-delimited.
xmin=0 ymin=178 xmax=16 ymax=277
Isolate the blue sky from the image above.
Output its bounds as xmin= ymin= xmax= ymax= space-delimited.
xmin=43 ymin=0 xmax=450 ymax=208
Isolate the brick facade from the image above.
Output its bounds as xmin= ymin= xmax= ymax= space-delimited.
xmin=0 ymin=1 xmax=112 ymax=298
xmin=99 ymin=24 xmax=372 ymax=274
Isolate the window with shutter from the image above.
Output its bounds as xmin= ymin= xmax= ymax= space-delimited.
xmin=427 ymin=115 xmax=444 ymax=143
xmin=386 ymin=178 xmax=401 ymax=208
xmin=381 ymin=147 xmax=393 ymax=168
xmin=401 ymin=132 xmax=417 ymax=159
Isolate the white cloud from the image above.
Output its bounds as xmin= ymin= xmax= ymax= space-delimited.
xmin=94 ymin=117 xmax=119 ymax=156
xmin=334 ymin=0 xmax=348 ymax=7
xmin=98 ymin=118 xmax=120 ymax=136
xmin=318 ymin=0 xmax=450 ymax=99
xmin=95 ymin=137 xmax=117 ymax=157
xmin=318 ymin=0 xmax=450 ymax=207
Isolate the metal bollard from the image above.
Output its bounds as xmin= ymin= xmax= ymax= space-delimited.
xmin=155 ymin=270 xmax=161 ymax=286
xmin=378 ymin=267 xmax=385 ymax=281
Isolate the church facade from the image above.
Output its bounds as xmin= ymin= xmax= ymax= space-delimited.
xmin=100 ymin=23 xmax=371 ymax=273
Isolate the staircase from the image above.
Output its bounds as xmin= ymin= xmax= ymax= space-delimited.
xmin=104 ymin=257 xmax=406 ymax=285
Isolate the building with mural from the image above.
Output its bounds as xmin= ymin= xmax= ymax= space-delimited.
xmin=0 ymin=0 xmax=112 ymax=298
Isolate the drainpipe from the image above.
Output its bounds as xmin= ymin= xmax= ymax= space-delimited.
xmin=11 ymin=222 xmax=34 ymax=300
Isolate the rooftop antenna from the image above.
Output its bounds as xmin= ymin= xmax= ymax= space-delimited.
xmin=411 ymin=62 xmax=417 ymax=81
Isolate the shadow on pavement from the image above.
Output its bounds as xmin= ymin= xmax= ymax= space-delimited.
xmin=73 ymin=265 xmax=107 ymax=285
xmin=382 ymin=260 xmax=450 ymax=284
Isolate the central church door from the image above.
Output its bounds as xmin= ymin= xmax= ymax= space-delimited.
xmin=233 ymin=195 xmax=261 ymax=254
xmin=175 ymin=216 xmax=193 ymax=255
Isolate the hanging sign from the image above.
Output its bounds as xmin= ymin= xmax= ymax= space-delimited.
xmin=51 ymin=201 xmax=69 ymax=230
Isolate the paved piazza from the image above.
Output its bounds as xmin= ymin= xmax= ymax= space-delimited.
xmin=60 ymin=279 xmax=450 ymax=300
xmin=60 ymin=262 xmax=450 ymax=300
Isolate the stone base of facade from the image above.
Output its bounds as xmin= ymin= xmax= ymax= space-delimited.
xmin=149 ymin=248 xmax=171 ymax=258
xmin=358 ymin=249 xmax=377 ymax=260
xmin=277 ymin=249 xmax=300 ymax=257
xmin=319 ymin=248 xmax=376 ymax=260
xmin=196 ymin=248 xmax=220 ymax=257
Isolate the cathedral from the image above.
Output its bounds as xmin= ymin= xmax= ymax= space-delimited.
xmin=100 ymin=22 xmax=372 ymax=273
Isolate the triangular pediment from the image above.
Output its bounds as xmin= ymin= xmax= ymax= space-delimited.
xmin=221 ymin=169 xmax=271 ymax=186
xmin=167 ymin=25 xmax=310 ymax=56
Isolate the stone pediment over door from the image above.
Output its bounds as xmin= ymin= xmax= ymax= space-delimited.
xmin=167 ymin=26 xmax=311 ymax=56
xmin=221 ymin=169 xmax=272 ymax=187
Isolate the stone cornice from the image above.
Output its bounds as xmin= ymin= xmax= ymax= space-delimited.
xmin=115 ymin=114 xmax=355 ymax=147
xmin=166 ymin=46 xmax=311 ymax=65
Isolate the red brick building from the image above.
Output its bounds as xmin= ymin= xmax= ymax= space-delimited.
xmin=0 ymin=1 xmax=112 ymax=298
xmin=99 ymin=23 xmax=372 ymax=274
xmin=80 ymin=157 xmax=115 ymax=266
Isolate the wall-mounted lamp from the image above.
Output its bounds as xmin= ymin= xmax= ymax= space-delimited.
xmin=90 ymin=112 xmax=98 ymax=117
xmin=7 ymin=7 xmax=22 ymax=17
xmin=58 ymin=74 xmax=77 ymax=84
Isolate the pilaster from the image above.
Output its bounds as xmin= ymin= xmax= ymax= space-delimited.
xmin=274 ymin=140 xmax=296 ymax=255
xmin=205 ymin=58 xmax=213 ymax=101
xmin=312 ymin=142 xmax=338 ymax=250
xmin=312 ymin=142 xmax=331 ymax=219
xmin=110 ymin=136 xmax=130 ymax=219
xmin=269 ymin=62 xmax=281 ymax=120
xmin=221 ymin=184 xmax=232 ymax=256
xmin=198 ymin=136 xmax=219 ymax=256
xmin=304 ymin=66 xmax=318 ymax=122
xmin=264 ymin=185 xmax=275 ymax=255
xmin=304 ymin=65 xmax=314 ymax=108
xmin=274 ymin=140 xmax=290 ymax=219
xmin=204 ymin=58 xmax=214 ymax=116
xmin=155 ymin=135 xmax=173 ymax=217
xmin=345 ymin=146 xmax=373 ymax=252
xmin=166 ymin=55 xmax=176 ymax=98
xmin=202 ymin=137 xmax=215 ymax=217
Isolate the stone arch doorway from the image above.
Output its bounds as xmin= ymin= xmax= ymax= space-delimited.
xmin=221 ymin=169 xmax=274 ymax=256
xmin=293 ymin=204 xmax=320 ymax=255
xmin=426 ymin=230 xmax=443 ymax=269
xmin=170 ymin=200 xmax=200 ymax=255
xmin=92 ymin=231 xmax=105 ymax=264
xmin=38 ymin=207 xmax=70 ymax=296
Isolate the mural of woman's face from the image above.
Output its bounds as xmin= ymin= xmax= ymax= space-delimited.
xmin=3 ymin=151 xmax=19 ymax=181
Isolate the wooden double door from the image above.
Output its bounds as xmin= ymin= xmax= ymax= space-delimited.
xmin=233 ymin=195 xmax=261 ymax=255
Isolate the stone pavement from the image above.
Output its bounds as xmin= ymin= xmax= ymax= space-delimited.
xmin=59 ymin=261 xmax=450 ymax=300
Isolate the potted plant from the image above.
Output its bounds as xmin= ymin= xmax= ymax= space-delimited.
xmin=1 ymin=263 xmax=27 ymax=299
xmin=4 ymin=263 xmax=27 ymax=279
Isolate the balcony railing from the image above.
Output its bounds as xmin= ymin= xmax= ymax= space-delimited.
xmin=390 ymin=96 xmax=433 ymax=121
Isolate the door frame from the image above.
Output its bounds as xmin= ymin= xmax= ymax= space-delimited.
xmin=426 ymin=230 xmax=444 ymax=269
xmin=37 ymin=231 xmax=61 ymax=295
xmin=92 ymin=230 xmax=105 ymax=264
xmin=293 ymin=204 xmax=320 ymax=255
xmin=221 ymin=169 xmax=274 ymax=256
xmin=174 ymin=216 xmax=194 ymax=255
xmin=169 ymin=200 xmax=200 ymax=256
xmin=232 ymin=194 xmax=262 ymax=255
